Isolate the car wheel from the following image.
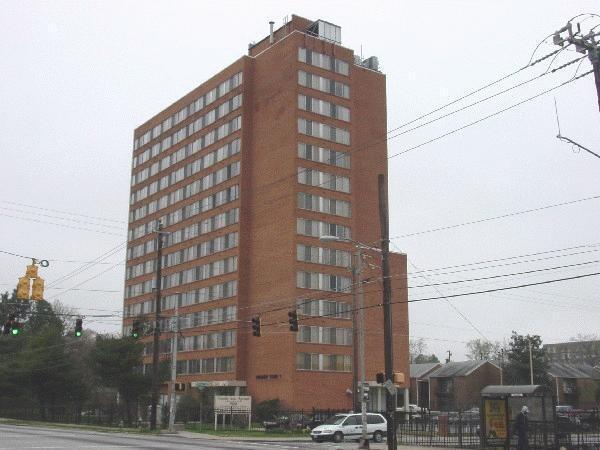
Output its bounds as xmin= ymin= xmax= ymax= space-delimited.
xmin=333 ymin=431 xmax=344 ymax=443
xmin=373 ymin=430 xmax=384 ymax=443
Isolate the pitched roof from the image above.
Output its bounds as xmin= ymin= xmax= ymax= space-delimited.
xmin=429 ymin=360 xmax=499 ymax=378
xmin=547 ymin=362 xmax=600 ymax=379
xmin=410 ymin=363 xmax=442 ymax=379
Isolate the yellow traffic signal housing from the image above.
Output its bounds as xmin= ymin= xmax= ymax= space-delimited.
xmin=393 ymin=372 xmax=406 ymax=387
xmin=31 ymin=277 xmax=44 ymax=301
xmin=25 ymin=264 xmax=38 ymax=279
xmin=16 ymin=277 xmax=30 ymax=300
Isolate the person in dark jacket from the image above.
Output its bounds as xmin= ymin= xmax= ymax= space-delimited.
xmin=515 ymin=405 xmax=529 ymax=450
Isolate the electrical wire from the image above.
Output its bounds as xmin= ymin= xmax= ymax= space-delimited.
xmin=0 ymin=200 xmax=126 ymax=224
xmin=257 ymin=271 xmax=600 ymax=329
xmin=389 ymin=69 xmax=594 ymax=159
xmin=393 ymin=193 xmax=600 ymax=240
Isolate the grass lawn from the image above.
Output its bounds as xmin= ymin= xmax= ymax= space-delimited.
xmin=0 ymin=418 xmax=159 ymax=435
xmin=185 ymin=424 xmax=309 ymax=438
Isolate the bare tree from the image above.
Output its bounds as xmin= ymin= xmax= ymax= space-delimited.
xmin=466 ymin=338 xmax=502 ymax=361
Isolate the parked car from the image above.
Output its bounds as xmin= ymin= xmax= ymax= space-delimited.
xmin=396 ymin=404 xmax=423 ymax=422
xmin=263 ymin=413 xmax=311 ymax=430
xmin=310 ymin=413 xmax=387 ymax=443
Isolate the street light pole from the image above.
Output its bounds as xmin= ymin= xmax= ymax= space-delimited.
xmin=168 ymin=303 xmax=179 ymax=433
xmin=356 ymin=247 xmax=370 ymax=450
xmin=320 ymin=235 xmax=370 ymax=449
xmin=350 ymin=264 xmax=359 ymax=413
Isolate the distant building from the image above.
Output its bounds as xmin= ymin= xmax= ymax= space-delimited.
xmin=428 ymin=361 xmax=501 ymax=411
xmin=547 ymin=362 xmax=600 ymax=409
xmin=545 ymin=341 xmax=600 ymax=368
xmin=409 ymin=363 xmax=442 ymax=408
xmin=123 ymin=14 xmax=409 ymax=411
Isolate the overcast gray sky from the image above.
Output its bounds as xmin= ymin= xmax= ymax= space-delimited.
xmin=1 ymin=1 xmax=599 ymax=360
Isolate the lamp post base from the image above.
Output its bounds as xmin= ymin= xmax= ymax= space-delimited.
xmin=358 ymin=437 xmax=370 ymax=449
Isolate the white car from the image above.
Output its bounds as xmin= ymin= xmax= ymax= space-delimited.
xmin=310 ymin=413 xmax=387 ymax=443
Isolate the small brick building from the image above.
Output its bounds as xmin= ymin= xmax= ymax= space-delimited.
xmin=409 ymin=363 xmax=442 ymax=408
xmin=428 ymin=361 xmax=501 ymax=411
xmin=548 ymin=362 xmax=600 ymax=409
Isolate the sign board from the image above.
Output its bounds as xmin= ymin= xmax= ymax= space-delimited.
xmin=214 ymin=395 xmax=251 ymax=412
xmin=484 ymin=399 xmax=508 ymax=439
xmin=383 ymin=379 xmax=397 ymax=395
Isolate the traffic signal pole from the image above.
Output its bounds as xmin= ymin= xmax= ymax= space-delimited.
xmin=378 ymin=174 xmax=397 ymax=450
xmin=150 ymin=222 xmax=165 ymax=431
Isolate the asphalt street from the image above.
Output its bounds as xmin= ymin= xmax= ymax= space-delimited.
xmin=0 ymin=423 xmax=399 ymax=450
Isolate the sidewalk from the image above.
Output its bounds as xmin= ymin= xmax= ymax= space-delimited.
xmin=177 ymin=431 xmax=455 ymax=449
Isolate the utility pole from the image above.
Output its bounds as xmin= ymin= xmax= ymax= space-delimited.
xmin=529 ymin=340 xmax=534 ymax=385
xmin=378 ymin=174 xmax=396 ymax=450
xmin=168 ymin=304 xmax=179 ymax=433
xmin=446 ymin=350 xmax=452 ymax=363
xmin=356 ymin=247 xmax=369 ymax=450
xmin=150 ymin=221 xmax=165 ymax=431
xmin=552 ymin=20 xmax=600 ymax=111
xmin=500 ymin=349 xmax=504 ymax=386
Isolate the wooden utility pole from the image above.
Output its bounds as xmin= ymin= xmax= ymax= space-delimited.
xmin=378 ymin=174 xmax=396 ymax=450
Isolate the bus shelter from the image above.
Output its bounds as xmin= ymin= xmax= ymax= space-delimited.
xmin=480 ymin=385 xmax=554 ymax=449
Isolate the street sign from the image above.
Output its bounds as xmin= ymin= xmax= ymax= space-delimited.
xmin=383 ymin=379 xmax=397 ymax=395
xmin=214 ymin=395 xmax=251 ymax=413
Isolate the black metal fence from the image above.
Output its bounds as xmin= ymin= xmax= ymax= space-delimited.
xmin=396 ymin=411 xmax=481 ymax=448
xmin=396 ymin=409 xmax=600 ymax=449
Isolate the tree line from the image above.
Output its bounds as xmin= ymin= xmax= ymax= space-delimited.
xmin=0 ymin=290 xmax=164 ymax=425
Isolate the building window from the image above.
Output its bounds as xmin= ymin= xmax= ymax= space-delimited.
xmin=298 ymin=167 xmax=350 ymax=193
xmin=296 ymin=271 xmax=351 ymax=292
xmin=296 ymin=352 xmax=351 ymax=372
xmin=297 ymin=298 xmax=351 ymax=319
xmin=298 ymin=95 xmax=350 ymax=122
xmin=298 ymin=48 xmax=349 ymax=76
xmin=297 ymin=192 xmax=351 ymax=217
xmin=297 ymin=244 xmax=350 ymax=267
xmin=298 ymin=70 xmax=349 ymax=99
xmin=177 ymin=356 xmax=234 ymax=375
xmin=297 ymin=326 xmax=352 ymax=345
xmin=298 ymin=118 xmax=350 ymax=145
xmin=296 ymin=218 xmax=350 ymax=240
xmin=298 ymin=143 xmax=350 ymax=169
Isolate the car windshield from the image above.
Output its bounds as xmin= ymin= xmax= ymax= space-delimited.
xmin=324 ymin=415 xmax=347 ymax=425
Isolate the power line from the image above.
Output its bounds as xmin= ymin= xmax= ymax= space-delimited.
xmin=258 ymin=272 xmax=600 ymax=328
xmin=46 ymin=242 xmax=126 ymax=288
xmin=388 ymin=69 xmax=594 ymax=159
xmin=0 ymin=212 xmax=124 ymax=237
xmin=0 ymin=200 xmax=126 ymax=224
xmin=0 ymin=206 xmax=123 ymax=230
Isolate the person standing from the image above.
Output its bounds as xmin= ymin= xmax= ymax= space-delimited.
xmin=515 ymin=405 xmax=529 ymax=450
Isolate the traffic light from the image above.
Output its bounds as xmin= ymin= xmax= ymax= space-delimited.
xmin=288 ymin=310 xmax=298 ymax=332
xmin=376 ymin=372 xmax=385 ymax=384
xmin=362 ymin=384 xmax=370 ymax=401
xmin=25 ymin=264 xmax=38 ymax=279
xmin=393 ymin=372 xmax=405 ymax=386
xmin=16 ymin=277 xmax=30 ymax=300
xmin=251 ymin=316 xmax=261 ymax=337
xmin=75 ymin=318 xmax=83 ymax=337
xmin=6 ymin=315 xmax=20 ymax=336
xmin=10 ymin=321 xmax=21 ymax=336
xmin=31 ymin=277 xmax=45 ymax=301
xmin=2 ymin=316 xmax=11 ymax=335
xmin=131 ymin=320 xmax=142 ymax=339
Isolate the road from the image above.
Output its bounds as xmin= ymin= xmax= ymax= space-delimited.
xmin=0 ymin=423 xmax=398 ymax=450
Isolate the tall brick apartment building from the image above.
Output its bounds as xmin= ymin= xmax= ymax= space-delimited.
xmin=123 ymin=15 xmax=409 ymax=411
